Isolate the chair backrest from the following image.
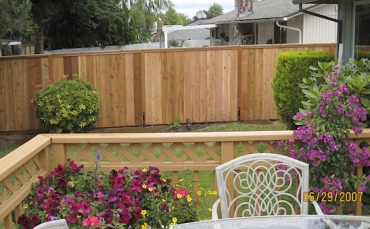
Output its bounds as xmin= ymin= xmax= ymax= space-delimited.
xmin=33 ymin=219 xmax=69 ymax=229
xmin=215 ymin=153 xmax=309 ymax=219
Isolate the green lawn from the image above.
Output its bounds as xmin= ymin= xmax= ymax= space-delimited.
xmin=194 ymin=121 xmax=287 ymax=132
xmin=0 ymin=143 xmax=20 ymax=158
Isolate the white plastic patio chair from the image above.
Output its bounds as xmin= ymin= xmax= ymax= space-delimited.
xmin=33 ymin=219 xmax=69 ymax=229
xmin=212 ymin=153 xmax=323 ymax=220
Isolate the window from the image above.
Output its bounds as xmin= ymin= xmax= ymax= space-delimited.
xmin=354 ymin=0 xmax=370 ymax=59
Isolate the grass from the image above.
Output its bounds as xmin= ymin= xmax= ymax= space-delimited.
xmin=194 ymin=121 xmax=288 ymax=132
xmin=0 ymin=143 xmax=20 ymax=158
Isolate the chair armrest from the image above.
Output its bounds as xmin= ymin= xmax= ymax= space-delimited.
xmin=212 ymin=199 xmax=220 ymax=220
xmin=33 ymin=219 xmax=69 ymax=229
xmin=311 ymin=201 xmax=324 ymax=215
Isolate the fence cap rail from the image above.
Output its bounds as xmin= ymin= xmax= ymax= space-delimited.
xmin=44 ymin=131 xmax=301 ymax=143
xmin=0 ymin=135 xmax=51 ymax=181
xmin=44 ymin=129 xmax=370 ymax=144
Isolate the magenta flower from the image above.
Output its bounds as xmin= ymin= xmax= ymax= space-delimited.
xmin=359 ymin=184 xmax=367 ymax=192
xmin=130 ymin=179 xmax=143 ymax=192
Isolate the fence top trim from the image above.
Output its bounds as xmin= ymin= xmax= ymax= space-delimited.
xmin=0 ymin=135 xmax=51 ymax=181
xmin=0 ymin=43 xmax=336 ymax=60
xmin=45 ymin=131 xmax=298 ymax=143
xmin=44 ymin=129 xmax=370 ymax=143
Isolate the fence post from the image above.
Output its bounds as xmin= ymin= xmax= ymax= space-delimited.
xmin=52 ymin=143 xmax=66 ymax=168
xmin=356 ymin=165 xmax=363 ymax=216
xmin=220 ymin=141 xmax=235 ymax=217
xmin=37 ymin=145 xmax=51 ymax=173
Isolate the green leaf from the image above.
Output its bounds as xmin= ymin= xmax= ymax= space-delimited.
xmin=361 ymin=97 xmax=370 ymax=108
xmin=302 ymin=89 xmax=318 ymax=99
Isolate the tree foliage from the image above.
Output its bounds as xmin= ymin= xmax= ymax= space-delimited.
xmin=208 ymin=3 xmax=223 ymax=16
xmin=30 ymin=0 xmax=172 ymax=50
xmin=0 ymin=0 xmax=34 ymax=44
xmin=178 ymin=13 xmax=192 ymax=25
xmin=161 ymin=7 xmax=183 ymax=25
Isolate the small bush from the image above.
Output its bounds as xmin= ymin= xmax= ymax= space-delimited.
xmin=271 ymin=50 xmax=334 ymax=129
xmin=33 ymin=74 xmax=100 ymax=133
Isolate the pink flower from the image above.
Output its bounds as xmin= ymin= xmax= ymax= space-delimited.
xmin=359 ymin=184 xmax=367 ymax=192
xmin=82 ymin=216 xmax=100 ymax=226
xmin=174 ymin=188 xmax=189 ymax=198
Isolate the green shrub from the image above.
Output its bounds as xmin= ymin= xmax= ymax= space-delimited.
xmin=33 ymin=74 xmax=100 ymax=133
xmin=355 ymin=50 xmax=370 ymax=60
xmin=271 ymin=50 xmax=334 ymax=129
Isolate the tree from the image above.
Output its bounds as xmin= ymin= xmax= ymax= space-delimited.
xmin=208 ymin=3 xmax=223 ymax=16
xmin=178 ymin=13 xmax=192 ymax=25
xmin=161 ymin=7 xmax=183 ymax=25
xmin=30 ymin=0 xmax=172 ymax=51
xmin=0 ymin=0 xmax=34 ymax=47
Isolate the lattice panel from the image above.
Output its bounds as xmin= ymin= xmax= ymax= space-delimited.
xmin=66 ymin=142 xmax=221 ymax=164
xmin=352 ymin=139 xmax=370 ymax=152
xmin=235 ymin=141 xmax=285 ymax=156
xmin=0 ymin=158 xmax=40 ymax=204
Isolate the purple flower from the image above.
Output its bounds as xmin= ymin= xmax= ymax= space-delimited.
xmin=319 ymin=155 xmax=326 ymax=161
xmin=359 ymin=184 xmax=367 ymax=192
xmin=96 ymin=151 xmax=101 ymax=160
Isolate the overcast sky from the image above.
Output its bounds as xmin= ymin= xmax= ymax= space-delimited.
xmin=171 ymin=0 xmax=235 ymax=19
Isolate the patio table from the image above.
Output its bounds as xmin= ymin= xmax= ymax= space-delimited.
xmin=172 ymin=215 xmax=370 ymax=229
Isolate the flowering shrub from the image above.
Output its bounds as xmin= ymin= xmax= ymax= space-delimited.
xmin=276 ymin=59 xmax=370 ymax=214
xmin=18 ymin=152 xmax=197 ymax=229
xmin=32 ymin=74 xmax=100 ymax=133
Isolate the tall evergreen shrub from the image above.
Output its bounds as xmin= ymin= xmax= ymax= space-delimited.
xmin=271 ymin=50 xmax=334 ymax=129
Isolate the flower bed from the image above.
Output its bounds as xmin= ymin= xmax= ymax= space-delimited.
xmin=18 ymin=152 xmax=198 ymax=229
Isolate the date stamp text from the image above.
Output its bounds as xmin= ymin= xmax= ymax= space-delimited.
xmin=303 ymin=191 xmax=363 ymax=202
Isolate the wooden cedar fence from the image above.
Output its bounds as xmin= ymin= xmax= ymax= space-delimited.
xmin=0 ymin=43 xmax=336 ymax=132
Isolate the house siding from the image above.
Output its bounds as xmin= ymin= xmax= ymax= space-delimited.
xmin=303 ymin=4 xmax=338 ymax=43
xmin=287 ymin=15 xmax=303 ymax=43
xmin=258 ymin=22 xmax=274 ymax=44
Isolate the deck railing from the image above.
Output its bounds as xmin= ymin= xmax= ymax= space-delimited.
xmin=0 ymin=130 xmax=369 ymax=228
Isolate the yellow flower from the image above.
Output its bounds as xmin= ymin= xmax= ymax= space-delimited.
xmin=179 ymin=179 xmax=184 ymax=182
xmin=141 ymin=210 xmax=147 ymax=218
xmin=162 ymin=199 xmax=166 ymax=202
xmin=148 ymin=187 xmax=153 ymax=192
xmin=177 ymin=194 xmax=182 ymax=199
xmin=208 ymin=208 xmax=212 ymax=212
xmin=23 ymin=204 xmax=28 ymax=209
xmin=142 ymin=168 xmax=147 ymax=172
xmin=141 ymin=222 xmax=149 ymax=229
xmin=186 ymin=195 xmax=192 ymax=202
xmin=142 ymin=184 xmax=147 ymax=189
xmin=170 ymin=217 xmax=178 ymax=226
xmin=197 ymin=190 xmax=202 ymax=196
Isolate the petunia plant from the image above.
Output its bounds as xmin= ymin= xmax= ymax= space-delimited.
xmin=275 ymin=59 xmax=370 ymax=214
xmin=17 ymin=152 xmax=198 ymax=229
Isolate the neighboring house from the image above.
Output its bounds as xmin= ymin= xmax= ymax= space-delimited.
xmin=294 ymin=0 xmax=370 ymax=61
xmin=166 ymin=21 xmax=211 ymax=48
xmin=1 ymin=39 xmax=35 ymax=56
xmin=200 ymin=0 xmax=338 ymax=46
xmin=158 ymin=22 xmax=217 ymax=48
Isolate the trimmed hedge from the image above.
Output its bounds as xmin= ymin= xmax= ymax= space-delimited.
xmin=271 ymin=50 xmax=334 ymax=129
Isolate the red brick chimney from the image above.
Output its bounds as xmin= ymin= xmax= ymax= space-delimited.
xmin=153 ymin=19 xmax=163 ymax=42
xmin=235 ymin=0 xmax=253 ymax=17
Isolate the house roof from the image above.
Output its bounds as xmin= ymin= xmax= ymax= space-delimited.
xmin=167 ymin=29 xmax=210 ymax=41
xmin=293 ymin=0 xmax=339 ymax=3
xmin=163 ymin=24 xmax=216 ymax=41
xmin=201 ymin=0 xmax=316 ymax=24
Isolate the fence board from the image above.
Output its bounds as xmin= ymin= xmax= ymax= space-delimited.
xmin=0 ymin=44 xmax=337 ymax=132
